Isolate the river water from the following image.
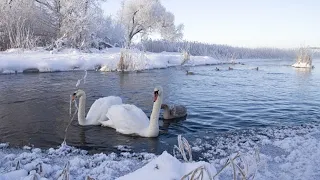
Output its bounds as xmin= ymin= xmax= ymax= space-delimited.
xmin=0 ymin=59 xmax=320 ymax=156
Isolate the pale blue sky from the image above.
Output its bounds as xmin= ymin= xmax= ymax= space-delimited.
xmin=102 ymin=0 xmax=319 ymax=48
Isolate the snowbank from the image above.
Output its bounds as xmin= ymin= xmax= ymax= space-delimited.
xmin=0 ymin=143 xmax=156 ymax=180
xmin=291 ymin=62 xmax=314 ymax=68
xmin=118 ymin=151 xmax=216 ymax=180
xmin=1 ymin=123 xmax=320 ymax=180
xmin=0 ymin=48 xmax=221 ymax=74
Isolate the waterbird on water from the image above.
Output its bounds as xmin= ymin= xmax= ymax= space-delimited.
xmin=161 ymin=104 xmax=187 ymax=120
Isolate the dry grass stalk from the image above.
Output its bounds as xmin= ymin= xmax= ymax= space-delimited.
xmin=212 ymin=151 xmax=260 ymax=180
xmin=15 ymin=160 xmax=21 ymax=170
xmin=117 ymin=51 xmax=130 ymax=71
xmin=58 ymin=161 xmax=70 ymax=180
xmin=173 ymin=135 xmax=193 ymax=162
xmin=181 ymin=50 xmax=190 ymax=66
xmin=36 ymin=162 xmax=43 ymax=175
xmin=176 ymin=135 xmax=260 ymax=180
xmin=181 ymin=165 xmax=212 ymax=180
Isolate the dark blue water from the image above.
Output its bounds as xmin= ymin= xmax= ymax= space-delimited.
xmin=0 ymin=59 xmax=320 ymax=154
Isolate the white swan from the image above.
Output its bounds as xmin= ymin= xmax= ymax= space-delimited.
xmin=100 ymin=86 xmax=163 ymax=137
xmin=71 ymin=89 xmax=122 ymax=126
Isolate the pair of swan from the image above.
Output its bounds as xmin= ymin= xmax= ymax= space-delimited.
xmin=71 ymin=86 xmax=163 ymax=137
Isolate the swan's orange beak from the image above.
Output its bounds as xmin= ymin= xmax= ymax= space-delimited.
xmin=154 ymin=91 xmax=158 ymax=102
xmin=71 ymin=93 xmax=76 ymax=101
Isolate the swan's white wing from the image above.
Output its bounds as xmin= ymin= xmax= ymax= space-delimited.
xmin=106 ymin=104 xmax=149 ymax=135
xmin=86 ymin=96 xmax=122 ymax=125
xmin=100 ymin=119 xmax=115 ymax=128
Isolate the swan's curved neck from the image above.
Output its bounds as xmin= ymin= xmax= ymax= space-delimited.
xmin=78 ymin=94 xmax=86 ymax=125
xmin=162 ymin=106 xmax=171 ymax=119
xmin=147 ymin=96 xmax=162 ymax=136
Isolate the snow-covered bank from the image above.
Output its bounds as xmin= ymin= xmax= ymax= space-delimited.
xmin=1 ymin=123 xmax=320 ymax=180
xmin=0 ymin=143 xmax=156 ymax=180
xmin=0 ymin=48 xmax=221 ymax=74
xmin=291 ymin=62 xmax=314 ymax=68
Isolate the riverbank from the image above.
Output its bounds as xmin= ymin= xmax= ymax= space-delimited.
xmin=0 ymin=48 xmax=223 ymax=74
xmin=1 ymin=123 xmax=320 ymax=180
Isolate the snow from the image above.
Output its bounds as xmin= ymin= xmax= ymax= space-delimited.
xmin=0 ymin=48 xmax=221 ymax=74
xmin=1 ymin=124 xmax=320 ymax=180
xmin=0 ymin=48 xmax=318 ymax=178
xmin=0 ymin=170 xmax=28 ymax=180
xmin=0 ymin=143 xmax=9 ymax=148
xmin=291 ymin=62 xmax=313 ymax=68
xmin=0 ymin=143 xmax=156 ymax=180
xmin=115 ymin=145 xmax=132 ymax=152
xmin=118 ymin=151 xmax=216 ymax=180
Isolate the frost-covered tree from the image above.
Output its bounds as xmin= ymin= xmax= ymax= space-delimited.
xmin=59 ymin=0 xmax=99 ymax=48
xmin=36 ymin=0 xmax=124 ymax=50
xmin=0 ymin=0 xmax=127 ymax=50
xmin=34 ymin=0 xmax=108 ymax=49
xmin=0 ymin=0 xmax=118 ymax=50
xmin=94 ymin=16 xmax=126 ymax=47
xmin=119 ymin=0 xmax=183 ymax=47
xmin=0 ymin=0 xmax=62 ymax=50
xmin=136 ymin=40 xmax=300 ymax=59
xmin=0 ymin=0 xmax=60 ymax=49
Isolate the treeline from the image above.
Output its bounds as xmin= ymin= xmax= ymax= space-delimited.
xmin=137 ymin=40 xmax=305 ymax=60
xmin=1 ymin=1 xmax=318 ymax=60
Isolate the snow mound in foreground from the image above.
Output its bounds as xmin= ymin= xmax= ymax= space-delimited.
xmin=0 ymin=143 xmax=155 ymax=180
xmin=2 ymin=124 xmax=320 ymax=179
xmin=118 ymin=151 xmax=216 ymax=180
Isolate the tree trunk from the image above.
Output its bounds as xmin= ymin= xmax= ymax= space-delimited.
xmin=126 ymin=35 xmax=132 ymax=48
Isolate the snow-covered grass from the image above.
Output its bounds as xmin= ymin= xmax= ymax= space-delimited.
xmin=0 ymin=47 xmax=221 ymax=74
xmin=291 ymin=62 xmax=314 ymax=68
xmin=1 ymin=123 xmax=320 ymax=180
xmin=0 ymin=143 xmax=156 ymax=180
xmin=292 ymin=47 xmax=313 ymax=68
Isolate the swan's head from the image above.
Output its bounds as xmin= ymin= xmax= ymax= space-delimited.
xmin=161 ymin=104 xmax=169 ymax=109
xmin=72 ymin=89 xmax=85 ymax=101
xmin=153 ymin=86 xmax=163 ymax=102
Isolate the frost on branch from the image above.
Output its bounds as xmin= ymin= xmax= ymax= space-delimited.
xmin=120 ymin=0 xmax=183 ymax=47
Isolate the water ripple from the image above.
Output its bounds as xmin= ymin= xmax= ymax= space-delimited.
xmin=0 ymin=59 xmax=320 ymax=153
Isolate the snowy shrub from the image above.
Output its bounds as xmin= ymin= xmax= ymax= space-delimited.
xmin=181 ymin=50 xmax=190 ymax=66
xmin=175 ymin=135 xmax=261 ymax=180
xmin=117 ymin=51 xmax=129 ymax=72
xmin=0 ymin=0 xmax=40 ymax=49
xmin=7 ymin=18 xmax=38 ymax=49
xmin=117 ymin=48 xmax=149 ymax=71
